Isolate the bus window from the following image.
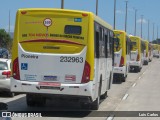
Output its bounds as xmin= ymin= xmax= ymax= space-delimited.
xmin=109 ymin=31 xmax=113 ymax=58
xmin=99 ymin=27 xmax=105 ymax=58
xmin=104 ymin=29 xmax=108 ymax=58
xmin=114 ymin=37 xmax=120 ymax=51
xmin=64 ymin=25 xmax=82 ymax=35
xmin=95 ymin=31 xmax=100 ymax=58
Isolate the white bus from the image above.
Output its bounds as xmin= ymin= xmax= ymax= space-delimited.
xmin=11 ymin=8 xmax=114 ymax=110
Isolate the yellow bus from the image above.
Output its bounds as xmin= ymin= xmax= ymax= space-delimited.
xmin=158 ymin=45 xmax=160 ymax=58
xmin=148 ymin=43 xmax=153 ymax=62
xmin=11 ymin=8 xmax=114 ymax=110
xmin=142 ymin=40 xmax=149 ymax=65
xmin=153 ymin=44 xmax=159 ymax=58
xmin=129 ymin=36 xmax=143 ymax=72
xmin=113 ymin=30 xmax=131 ymax=82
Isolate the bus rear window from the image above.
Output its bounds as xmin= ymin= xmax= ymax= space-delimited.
xmin=64 ymin=25 xmax=82 ymax=35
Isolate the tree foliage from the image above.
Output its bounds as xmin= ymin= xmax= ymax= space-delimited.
xmin=0 ymin=29 xmax=12 ymax=52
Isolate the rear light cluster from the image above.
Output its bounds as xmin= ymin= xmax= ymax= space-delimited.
xmin=13 ymin=58 xmax=20 ymax=80
xmin=119 ymin=56 xmax=124 ymax=67
xmin=2 ymin=71 xmax=11 ymax=78
xmin=81 ymin=61 xmax=90 ymax=83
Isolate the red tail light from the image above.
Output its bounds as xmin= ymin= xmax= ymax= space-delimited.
xmin=21 ymin=11 xmax=27 ymax=14
xmin=82 ymin=13 xmax=88 ymax=17
xmin=2 ymin=71 xmax=11 ymax=78
xmin=13 ymin=58 xmax=20 ymax=80
xmin=136 ymin=54 xmax=140 ymax=61
xmin=81 ymin=61 xmax=90 ymax=83
xmin=119 ymin=56 xmax=124 ymax=67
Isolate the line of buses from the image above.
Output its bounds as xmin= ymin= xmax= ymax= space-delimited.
xmin=10 ymin=8 xmax=160 ymax=110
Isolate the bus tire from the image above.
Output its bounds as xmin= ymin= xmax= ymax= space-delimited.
xmin=8 ymin=92 xmax=15 ymax=97
xmin=137 ymin=67 xmax=141 ymax=72
xmin=101 ymin=91 xmax=107 ymax=99
xmin=121 ymin=76 xmax=126 ymax=82
xmin=26 ymin=94 xmax=36 ymax=107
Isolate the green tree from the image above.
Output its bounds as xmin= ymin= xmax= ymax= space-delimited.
xmin=0 ymin=29 xmax=12 ymax=52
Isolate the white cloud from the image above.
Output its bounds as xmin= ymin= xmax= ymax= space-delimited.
xmin=137 ymin=19 xmax=147 ymax=24
xmin=116 ymin=10 xmax=124 ymax=14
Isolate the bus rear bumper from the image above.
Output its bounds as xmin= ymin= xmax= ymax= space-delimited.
xmin=11 ymin=78 xmax=94 ymax=99
xmin=129 ymin=61 xmax=141 ymax=67
xmin=113 ymin=66 xmax=126 ymax=75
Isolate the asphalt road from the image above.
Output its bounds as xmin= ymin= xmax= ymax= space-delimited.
xmin=0 ymin=58 xmax=159 ymax=120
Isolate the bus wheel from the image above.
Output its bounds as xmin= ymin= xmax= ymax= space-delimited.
xmin=8 ymin=92 xmax=15 ymax=97
xmin=121 ymin=75 xmax=126 ymax=82
xmin=101 ymin=91 xmax=107 ymax=99
xmin=26 ymin=94 xmax=36 ymax=107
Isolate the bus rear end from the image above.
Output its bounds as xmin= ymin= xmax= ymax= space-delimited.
xmin=11 ymin=9 xmax=94 ymax=105
xmin=129 ymin=36 xmax=142 ymax=72
xmin=113 ymin=30 xmax=127 ymax=82
xmin=148 ymin=43 xmax=153 ymax=62
xmin=143 ymin=40 xmax=149 ymax=65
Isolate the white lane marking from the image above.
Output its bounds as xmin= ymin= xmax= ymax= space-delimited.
xmin=132 ymin=83 xmax=137 ymax=87
xmin=122 ymin=94 xmax=129 ymax=100
xmin=143 ymin=72 xmax=145 ymax=75
xmin=106 ymin=115 xmax=114 ymax=120
xmin=138 ymin=77 xmax=141 ymax=79
xmin=2 ymin=94 xmax=26 ymax=103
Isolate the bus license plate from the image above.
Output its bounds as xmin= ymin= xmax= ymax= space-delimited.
xmin=43 ymin=76 xmax=57 ymax=81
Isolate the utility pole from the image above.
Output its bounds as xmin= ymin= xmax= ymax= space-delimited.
xmin=8 ymin=10 xmax=10 ymax=34
xmin=148 ymin=20 xmax=150 ymax=41
xmin=141 ymin=15 xmax=143 ymax=39
xmin=113 ymin=0 xmax=116 ymax=29
xmin=157 ymin=26 xmax=159 ymax=39
xmin=61 ymin=0 xmax=64 ymax=9
xmin=96 ymin=0 xmax=98 ymax=15
xmin=125 ymin=1 xmax=128 ymax=32
xmin=153 ymin=23 xmax=155 ymax=41
xmin=134 ymin=9 xmax=137 ymax=36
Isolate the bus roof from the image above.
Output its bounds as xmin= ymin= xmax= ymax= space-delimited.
xmin=93 ymin=15 xmax=113 ymax=30
xmin=114 ymin=30 xmax=131 ymax=37
xmin=17 ymin=8 xmax=113 ymax=31
xmin=129 ymin=35 xmax=141 ymax=40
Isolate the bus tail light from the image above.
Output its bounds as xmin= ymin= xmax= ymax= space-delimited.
xmin=81 ymin=61 xmax=90 ymax=83
xmin=82 ymin=13 xmax=88 ymax=17
xmin=137 ymin=54 xmax=140 ymax=61
xmin=2 ymin=71 xmax=11 ymax=78
xmin=13 ymin=58 xmax=20 ymax=80
xmin=119 ymin=56 xmax=124 ymax=67
xmin=21 ymin=11 xmax=27 ymax=15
